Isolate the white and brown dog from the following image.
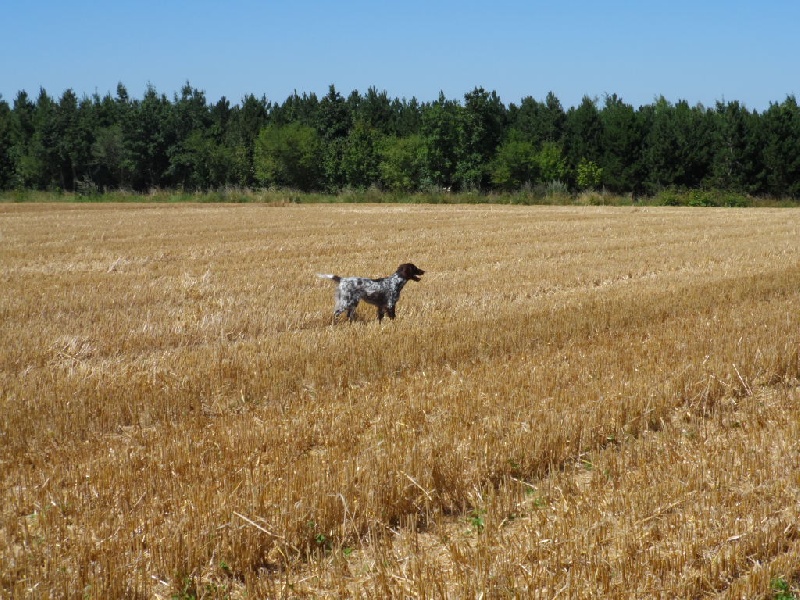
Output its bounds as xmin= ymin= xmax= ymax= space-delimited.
xmin=318 ymin=263 xmax=425 ymax=322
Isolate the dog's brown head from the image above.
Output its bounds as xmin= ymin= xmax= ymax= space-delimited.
xmin=397 ymin=263 xmax=425 ymax=282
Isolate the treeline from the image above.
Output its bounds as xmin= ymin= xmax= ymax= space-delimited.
xmin=0 ymin=82 xmax=799 ymax=198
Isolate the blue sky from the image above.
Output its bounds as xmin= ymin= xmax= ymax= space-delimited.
xmin=2 ymin=0 xmax=797 ymax=111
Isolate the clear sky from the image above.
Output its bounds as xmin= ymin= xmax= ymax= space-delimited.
xmin=2 ymin=0 xmax=797 ymax=111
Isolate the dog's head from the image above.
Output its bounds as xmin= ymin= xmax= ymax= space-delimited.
xmin=397 ymin=263 xmax=425 ymax=282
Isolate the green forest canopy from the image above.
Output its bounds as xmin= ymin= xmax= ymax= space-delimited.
xmin=0 ymin=82 xmax=798 ymax=198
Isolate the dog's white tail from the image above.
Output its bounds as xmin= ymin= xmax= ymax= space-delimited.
xmin=317 ymin=273 xmax=340 ymax=282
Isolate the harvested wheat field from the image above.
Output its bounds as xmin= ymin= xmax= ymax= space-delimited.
xmin=2 ymin=203 xmax=800 ymax=599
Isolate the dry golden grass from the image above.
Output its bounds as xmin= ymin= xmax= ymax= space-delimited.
xmin=2 ymin=203 xmax=800 ymax=599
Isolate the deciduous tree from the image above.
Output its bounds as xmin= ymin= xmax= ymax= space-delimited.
xmin=457 ymin=87 xmax=506 ymax=189
xmin=341 ymin=120 xmax=382 ymax=189
xmin=254 ymin=123 xmax=323 ymax=191
xmin=378 ymin=134 xmax=425 ymax=192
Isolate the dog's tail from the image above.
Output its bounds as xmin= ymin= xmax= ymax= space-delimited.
xmin=317 ymin=273 xmax=341 ymax=283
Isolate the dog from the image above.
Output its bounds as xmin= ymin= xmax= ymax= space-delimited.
xmin=317 ymin=263 xmax=425 ymax=322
